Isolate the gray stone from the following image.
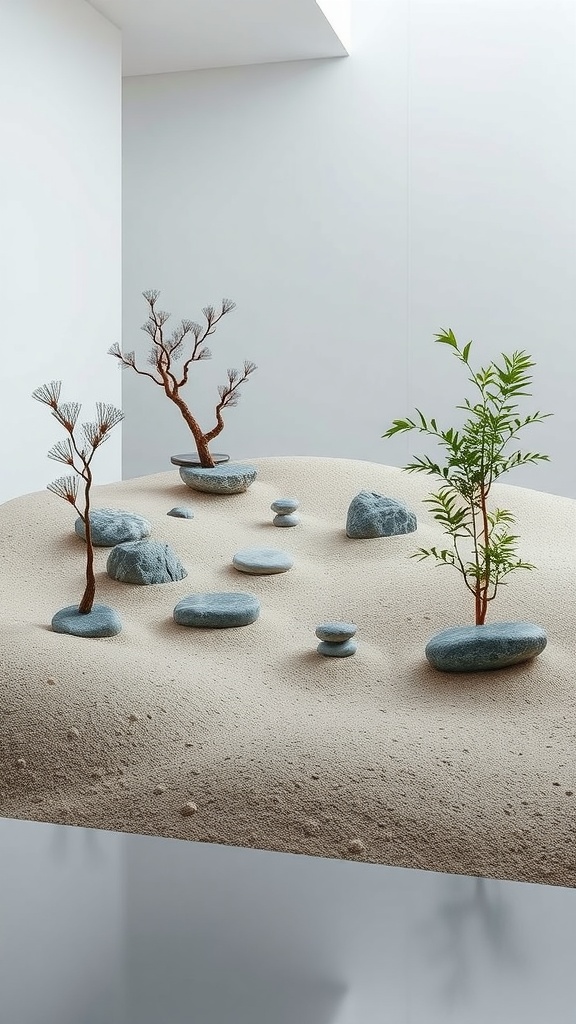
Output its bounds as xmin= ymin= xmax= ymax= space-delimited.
xmin=179 ymin=463 xmax=257 ymax=494
xmin=171 ymin=453 xmax=229 ymax=467
xmin=317 ymin=639 xmax=358 ymax=658
xmin=51 ymin=603 xmax=122 ymax=638
xmin=106 ymin=539 xmax=187 ymax=585
xmin=316 ymin=622 xmax=357 ymax=642
xmin=232 ymin=548 xmax=294 ymax=575
xmin=173 ymin=592 xmax=260 ymax=628
xmin=425 ymin=621 xmax=547 ymax=673
xmin=271 ymin=498 xmax=299 ymax=514
xmin=273 ymin=513 xmax=300 ymax=528
xmin=167 ymin=506 xmax=195 ymax=519
xmin=74 ymin=508 xmax=152 ymax=547
xmin=346 ymin=491 xmax=417 ymax=539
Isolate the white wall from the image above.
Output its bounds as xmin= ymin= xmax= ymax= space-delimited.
xmin=122 ymin=0 xmax=576 ymax=498
xmin=0 ymin=0 xmax=122 ymax=505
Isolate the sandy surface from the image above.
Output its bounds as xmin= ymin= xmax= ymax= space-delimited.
xmin=1 ymin=456 xmax=576 ymax=886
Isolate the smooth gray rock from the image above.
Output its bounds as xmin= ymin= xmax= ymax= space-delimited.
xmin=167 ymin=506 xmax=195 ymax=519
xmin=51 ymin=603 xmax=122 ymax=638
xmin=74 ymin=508 xmax=152 ymax=547
xmin=171 ymin=453 xmax=229 ymax=467
xmin=317 ymin=639 xmax=358 ymax=658
xmin=425 ymin=621 xmax=547 ymax=673
xmin=173 ymin=592 xmax=260 ymax=628
xmin=232 ymin=548 xmax=294 ymax=575
xmin=273 ymin=513 xmax=300 ymax=528
xmin=346 ymin=491 xmax=417 ymax=539
xmin=316 ymin=622 xmax=357 ymax=643
xmin=271 ymin=498 xmax=299 ymax=514
xmin=179 ymin=463 xmax=257 ymax=494
xmin=106 ymin=539 xmax=187 ymax=585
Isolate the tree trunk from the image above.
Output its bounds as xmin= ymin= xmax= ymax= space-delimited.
xmin=195 ymin=434 xmax=215 ymax=468
xmin=169 ymin=392 xmax=216 ymax=468
xmin=78 ymin=472 xmax=95 ymax=614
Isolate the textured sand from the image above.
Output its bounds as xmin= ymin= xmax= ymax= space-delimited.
xmin=1 ymin=456 xmax=576 ymax=885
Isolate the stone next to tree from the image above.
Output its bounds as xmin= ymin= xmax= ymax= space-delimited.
xmin=425 ymin=622 xmax=547 ymax=673
xmin=74 ymin=508 xmax=152 ymax=546
xmin=180 ymin=463 xmax=257 ymax=494
xmin=52 ymin=604 xmax=122 ymax=638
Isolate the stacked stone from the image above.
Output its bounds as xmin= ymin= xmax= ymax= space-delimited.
xmin=271 ymin=498 xmax=300 ymax=527
xmin=315 ymin=622 xmax=357 ymax=658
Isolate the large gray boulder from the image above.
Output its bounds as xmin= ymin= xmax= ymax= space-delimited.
xmin=346 ymin=490 xmax=417 ymax=539
xmin=106 ymin=539 xmax=187 ymax=585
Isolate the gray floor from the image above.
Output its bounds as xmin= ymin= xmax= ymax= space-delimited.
xmin=1 ymin=817 xmax=575 ymax=1023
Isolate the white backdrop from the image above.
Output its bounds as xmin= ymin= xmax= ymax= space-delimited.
xmin=121 ymin=0 xmax=576 ymax=497
xmin=0 ymin=0 xmax=122 ymax=504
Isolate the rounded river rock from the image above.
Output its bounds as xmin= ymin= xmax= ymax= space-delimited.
xmin=425 ymin=621 xmax=547 ymax=673
xmin=179 ymin=463 xmax=257 ymax=494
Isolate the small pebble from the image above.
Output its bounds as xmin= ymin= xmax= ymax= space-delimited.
xmin=303 ymin=818 xmax=321 ymax=835
xmin=317 ymin=639 xmax=358 ymax=658
xmin=316 ymin=621 xmax=357 ymax=643
xmin=46 ymin=677 xmax=56 ymax=686
xmin=273 ymin=513 xmax=299 ymax=528
xmin=181 ymin=801 xmax=198 ymax=816
xmin=128 ymin=713 xmax=139 ymax=723
xmin=16 ymin=758 xmax=26 ymax=769
xmin=271 ymin=498 xmax=299 ymax=514
xmin=167 ymin=506 xmax=195 ymax=519
xmin=67 ymin=728 xmax=80 ymax=740
xmin=153 ymin=785 xmax=166 ymax=795
xmin=347 ymin=839 xmax=366 ymax=854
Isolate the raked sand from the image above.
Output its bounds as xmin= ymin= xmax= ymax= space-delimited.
xmin=1 ymin=456 xmax=576 ymax=886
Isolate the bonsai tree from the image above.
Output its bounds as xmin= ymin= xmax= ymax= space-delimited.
xmin=108 ymin=289 xmax=257 ymax=468
xmin=32 ymin=381 xmax=124 ymax=615
xmin=382 ymin=329 xmax=551 ymax=626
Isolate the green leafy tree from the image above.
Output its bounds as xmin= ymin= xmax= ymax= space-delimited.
xmin=382 ymin=329 xmax=551 ymax=625
xmin=32 ymin=382 xmax=124 ymax=614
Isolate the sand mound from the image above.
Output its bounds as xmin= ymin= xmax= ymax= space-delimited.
xmin=1 ymin=456 xmax=575 ymax=885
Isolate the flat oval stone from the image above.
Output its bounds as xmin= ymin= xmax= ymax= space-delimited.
xmin=167 ymin=506 xmax=195 ymax=519
xmin=171 ymin=453 xmax=230 ymax=467
xmin=271 ymin=498 xmax=299 ymax=514
xmin=316 ymin=622 xmax=357 ymax=642
xmin=346 ymin=491 xmax=417 ymax=539
xmin=173 ymin=592 xmax=260 ymax=628
xmin=51 ymin=603 xmax=122 ymax=638
xmin=317 ymin=639 xmax=358 ymax=658
xmin=273 ymin=513 xmax=299 ymax=528
xmin=74 ymin=508 xmax=152 ymax=547
xmin=232 ymin=548 xmax=294 ymax=575
xmin=179 ymin=463 xmax=257 ymax=494
xmin=106 ymin=540 xmax=187 ymax=585
xmin=425 ymin=621 xmax=547 ymax=673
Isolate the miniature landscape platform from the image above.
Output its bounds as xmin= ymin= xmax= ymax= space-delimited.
xmin=1 ymin=456 xmax=575 ymax=886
